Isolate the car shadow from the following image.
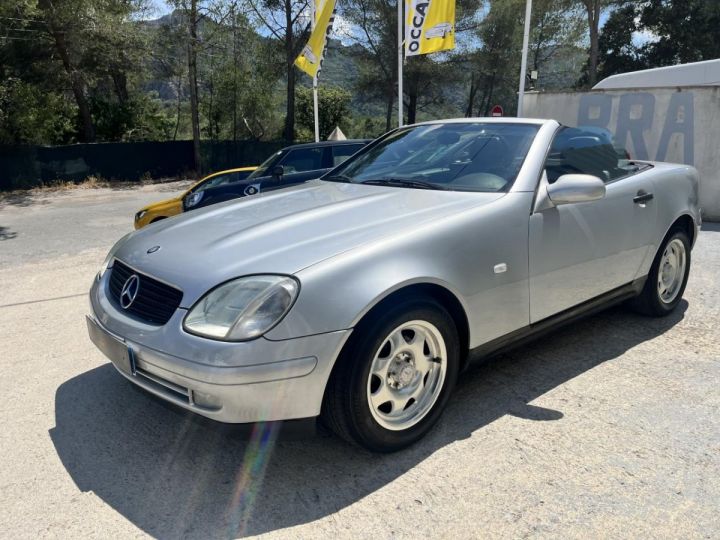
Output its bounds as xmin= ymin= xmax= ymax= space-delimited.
xmin=50 ymin=303 xmax=686 ymax=538
xmin=0 ymin=191 xmax=45 ymax=208
xmin=0 ymin=226 xmax=17 ymax=240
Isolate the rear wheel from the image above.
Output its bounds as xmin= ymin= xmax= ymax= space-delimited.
xmin=322 ymin=296 xmax=459 ymax=452
xmin=631 ymin=228 xmax=690 ymax=316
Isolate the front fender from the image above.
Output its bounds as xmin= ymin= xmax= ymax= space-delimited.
xmin=265 ymin=192 xmax=535 ymax=349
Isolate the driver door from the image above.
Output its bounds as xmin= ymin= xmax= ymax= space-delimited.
xmin=528 ymin=129 xmax=657 ymax=323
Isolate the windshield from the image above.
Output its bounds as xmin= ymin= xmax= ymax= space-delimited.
xmin=326 ymin=123 xmax=539 ymax=192
xmin=248 ymin=150 xmax=284 ymax=179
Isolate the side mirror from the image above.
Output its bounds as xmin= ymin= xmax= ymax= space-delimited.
xmin=271 ymin=165 xmax=284 ymax=179
xmin=547 ymin=174 xmax=605 ymax=205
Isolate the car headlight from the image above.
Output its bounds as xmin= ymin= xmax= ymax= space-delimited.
xmin=98 ymin=232 xmax=132 ymax=280
xmin=183 ymin=275 xmax=299 ymax=341
xmin=185 ymin=191 xmax=204 ymax=209
xmin=135 ymin=210 xmax=147 ymax=221
xmin=97 ymin=252 xmax=113 ymax=280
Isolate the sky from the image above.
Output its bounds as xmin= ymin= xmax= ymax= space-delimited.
xmin=149 ymin=0 xmax=172 ymax=18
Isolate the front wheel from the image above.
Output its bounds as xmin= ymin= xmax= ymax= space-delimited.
xmin=631 ymin=228 xmax=691 ymax=316
xmin=322 ymin=296 xmax=459 ymax=452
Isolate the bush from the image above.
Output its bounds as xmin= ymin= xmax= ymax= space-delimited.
xmin=296 ymin=85 xmax=352 ymax=140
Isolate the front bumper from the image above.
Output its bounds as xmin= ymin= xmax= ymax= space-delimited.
xmin=88 ymin=273 xmax=351 ymax=423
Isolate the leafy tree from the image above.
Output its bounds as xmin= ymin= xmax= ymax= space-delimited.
xmin=36 ymin=0 xmax=97 ymax=141
xmin=467 ymin=0 xmax=522 ymax=116
xmin=0 ymin=78 xmax=76 ymax=144
xmin=341 ymin=0 xmax=398 ymax=130
xmin=529 ymin=0 xmax=584 ymax=79
xmin=1 ymin=0 xmax=171 ymax=144
xmin=404 ymin=56 xmax=461 ymax=124
xmin=246 ymin=0 xmax=310 ymax=142
xmin=639 ymin=0 xmax=720 ymax=66
xmin=591 ymin=3 xmax=645 ymax=82
xmin=91 ymin=92 xmax=174 ymax=142
xmin=574 ymin=0 xmax=613 ymax=87
xmin=167 ymin=0 xmax=205 ymax=170
xmin=199 ymin=4 xmax=282 ymax=141
xmin=145 ymin=11 xmax=191 ymax=140
xmin=589 ymin=0 xmax=720 ymax=85
xmin=296 ymin=85 xmax=351 ymax=140
xmin=343 ymin=0 xmax=478 ymax=127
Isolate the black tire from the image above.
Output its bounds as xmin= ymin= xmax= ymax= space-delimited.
xmin=322 ymin=295 xmax=460 ymax=452
xmin=630 ymin=228 xmax=691 ymax=317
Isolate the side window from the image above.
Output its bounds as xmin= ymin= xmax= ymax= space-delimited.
xmin=332 ymin=144 xmax=364 ymax=166
xmin=545 ymin=127 xmax=625 ymax=184
xmin=279 ymin=148 xmax=323 ymax=173
xmin=234 ymin=170 xmax=253 ymax=181
xmin=195 ymin=173 xmax=235 ymax=193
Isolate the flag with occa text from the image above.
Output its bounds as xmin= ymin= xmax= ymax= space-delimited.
xmin=405 ymin=0 xmax=455 ymax=57
xmin=295 ymin=0 xmax=336 ymax=78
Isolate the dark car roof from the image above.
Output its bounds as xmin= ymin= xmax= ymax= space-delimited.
xmin=279 ymin=139 xmax=371 ymax=151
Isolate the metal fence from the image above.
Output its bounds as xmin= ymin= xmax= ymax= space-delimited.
xmin=0 ymin=139 xmax=285 ymax=190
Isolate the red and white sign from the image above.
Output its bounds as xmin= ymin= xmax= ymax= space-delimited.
xmin=490 ymin=105 xmax=504 ymax=117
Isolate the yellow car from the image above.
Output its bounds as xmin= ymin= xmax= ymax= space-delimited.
xmin=134 ymin=167 xmax=257 ymax=229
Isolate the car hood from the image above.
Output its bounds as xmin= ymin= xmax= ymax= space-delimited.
xmin=114 ymin=180 xmax=504 ymax=306
xmin=139 ymin=195 xmax=183 ymax=213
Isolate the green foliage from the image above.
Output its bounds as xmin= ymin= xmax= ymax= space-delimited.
xmin=196 ymin=9 xmax=284 ymax=141
xmin=0 ymin=78 xmax=77 ymax=145
xmin=465 ymin=0 xmax=524 ymax=116
xmin=296 ymin=86 xmax=352 ymax=140
xmin=6 ymin=0 xmax=712 ymax=148
xmin=346 ymin=116 xmax=390 ymax=139
xmin=591 ymin=3 xmax=646 ymax=83
xmin=640 ymin=0 xmax=720 ymax=66
xmin=589 ymin=0 xmax=720 ymax=84
xmin=90 ymin=94 xmax=175 ymax=142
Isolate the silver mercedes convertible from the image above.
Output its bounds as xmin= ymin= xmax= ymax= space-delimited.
xmin=87 ymin=119 xmax=700 ymax=452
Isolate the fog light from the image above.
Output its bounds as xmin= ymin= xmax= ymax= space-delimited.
xmin=192 ymin=390 xmax=222 ymax=410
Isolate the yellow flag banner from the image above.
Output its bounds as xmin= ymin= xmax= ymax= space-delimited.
xmin=314 ymin=0 xmax=325 ymax=23
xmin=295 ymin=0 xmax=336 ymax=78
xmin=405 ymin=0 xmax=455 ymax=57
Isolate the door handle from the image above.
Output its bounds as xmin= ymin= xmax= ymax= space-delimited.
xmin=633 ymin=190 xmax=654 ymax=204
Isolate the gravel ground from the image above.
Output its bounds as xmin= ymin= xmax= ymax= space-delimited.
xmin=0 ymin=185 xmax=718 ymax=539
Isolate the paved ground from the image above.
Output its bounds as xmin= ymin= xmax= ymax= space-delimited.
xmin=1 ymin=185 xmax=719 ymax=539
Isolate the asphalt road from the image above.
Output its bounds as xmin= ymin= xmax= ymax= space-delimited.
xmin=1 ymin=184 xmax=719 ymax=539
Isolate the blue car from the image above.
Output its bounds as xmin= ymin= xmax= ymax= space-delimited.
xmin=185 ymin=139 xmax=369 ymax=210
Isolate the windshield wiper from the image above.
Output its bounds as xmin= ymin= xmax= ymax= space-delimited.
xmin=360 ymin=178 xmax=447 ymax=190
xmin=323 ymin=174 xmax=354 ymax=183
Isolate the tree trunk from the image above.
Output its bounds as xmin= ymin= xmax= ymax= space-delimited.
xmin=187 ymin=0 xmax=202 ymax=173
xmin=284 ymin=62 xmax=296 ymax=142
xmin=385 ymin=89 xmax=393 ymax=131
xmin=479 ymin=71 xmax=496 ymax=117
xmin=465 ymin=73 xmax=477 ymax=117
xmin=585 ymin=1 xmax=600 ymax=87
xmin=406 ymin=85 xmax=418 ymax=125
xmin=173 ymin=71 xmax=182 ymax=141
xmin=39 ymin=1 xmax=95 ymax=142
xmin=282 ymin=0 xmax=295 ymax=142
xmin=208 ymin=55 xmax=215 ymax=141
xmin=111 ymin=68 xmax=129 ymax=106
xmin=231 ymin=5 xmax=238 ymax=142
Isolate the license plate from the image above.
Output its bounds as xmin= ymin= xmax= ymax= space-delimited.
xmin=86 ymin=316 xmax=134 ymax=375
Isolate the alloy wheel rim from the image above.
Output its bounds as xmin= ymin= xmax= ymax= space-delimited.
xmin=366 ymin=320 xmax=447 ymax=431
xmin=657 ymin=238 xmax=686 ymax=304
